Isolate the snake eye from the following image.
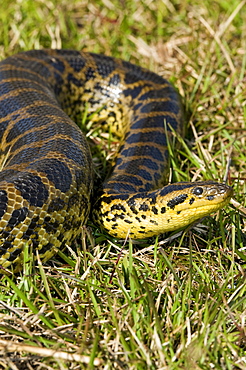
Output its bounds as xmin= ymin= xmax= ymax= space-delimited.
xmin=192 ymin=187 xmax=204 ymax=196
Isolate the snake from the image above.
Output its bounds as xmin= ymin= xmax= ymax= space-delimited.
xmin=0 ymin=49 xmax=233 ymax=272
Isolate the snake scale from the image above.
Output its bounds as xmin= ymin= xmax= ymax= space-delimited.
xmin=0 ymin=49 xmax=233 ymax=272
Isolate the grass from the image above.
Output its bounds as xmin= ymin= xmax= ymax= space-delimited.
xmin=0 ymin=0 xmax=246 ymax=369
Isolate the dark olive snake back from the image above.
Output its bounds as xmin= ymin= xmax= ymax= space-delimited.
xmin=0 ymin=49 xmax=232 ymax=272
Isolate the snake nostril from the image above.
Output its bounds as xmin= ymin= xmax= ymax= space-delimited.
xmin=192 ymin=186 xmax=204 ymax=196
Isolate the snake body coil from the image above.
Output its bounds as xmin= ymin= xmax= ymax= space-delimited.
xmin=0 ymin=49 xmax=232 ymax=271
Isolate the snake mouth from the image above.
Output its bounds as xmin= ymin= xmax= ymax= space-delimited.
xmin=189 ymin=196 xmax=232 ymax=215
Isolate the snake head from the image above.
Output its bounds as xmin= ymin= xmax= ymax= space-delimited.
xmin=95 ymin=180 xmax=233 ymax=239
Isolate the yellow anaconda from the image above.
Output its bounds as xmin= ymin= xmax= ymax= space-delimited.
xmin=0 ymin=49 xmax=233 ymax=271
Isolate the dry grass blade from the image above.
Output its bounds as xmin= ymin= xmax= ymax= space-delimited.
xmin=0 ymin=339 xmax=101 ymax=365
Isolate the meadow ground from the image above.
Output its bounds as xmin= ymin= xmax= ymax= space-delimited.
xmin=0 ymin=0 xmax=245 ymax=369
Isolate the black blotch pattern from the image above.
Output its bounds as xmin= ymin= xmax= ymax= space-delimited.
xmin=189 ymin=197 xmax=195 ymax=205
xmin=8 ymin=147 xmax=42 ymax=166
xmin=149 ymin=194 xmax=157 ymax=205
xmin=167 ymin=194 xmax=188 ymax=210
xmin=159 ymin=183 xmax=195 ymax=197
xmin=28 ymin=158 xmax=72 ymax=193
xmin=75 ymin=168 xmax=89 ymax=189
xmin=7 ymin=245 xmax=22 ymax=262
xmin=130 ymin=205 xmax=138 ymax=215
xmin=22 ymin=216 xmax=40 ymax=239
xmin=0 ymin=190 xmax=8 ymax=220
xmin=63 ymin=50 xmax=86 ymax=72
xmin=161 ymin=207 xmax=166 ymax=214
xmin=67 ymin=194 xmax=79 ymax=208
xmin=91 ymin=53 xmax=117 ymax=77
xmin=124 ymin=219 xmax=133 ymax=224
xmin=10 ymin=119 xmax=54 ymax=150
xmin=12 ymin=136 xmax=88 ymax=172
xmin=111 ymin=204 xmax=126 ymax=213
xmin=7 ymin=207 xmax=29 ymax=227
xmin=110 ymin=173 xmax=144 ymax=185
xmin=0 ymin=96 xmax=36 ymax=116
xmin=48 ymin=198 xmax=65 ymax=213
xmin=109 ymin=73 xmax=120 ymax=86
xmin=123 ymin=85 xmax=143 ymax=99
xmin=50 ymin=58 xmax=65 ymax=73
xmin=118 ymin=157 xmax=159 ymax=172
xmin=139 ymin=203 xmax=149 ymax=212
xmin=57 ymin=139 xmax=87 ymax=167
xmin=151 ymin=206 xmax=158 ymax=215
xmin=123 ymin=71 xmax=141 ymax=85
xmin=140 ymin=101 xmax=172 ymax=114
xmin=126 ymin=197 xmax=138 ymax=215
xmin=138 ymin=86 xmax=172 ymax=101
xmin=100 ymin=196 xmax=113 ymax=205
xmin=130 ymin=115 xmax=172 ymax=130
xmin=39 ymin=242 xmax=54 ymax=255
xmin=13 ymin=173 xmax=49 ymax=207
xmin=52 ymin=72 xmax=64 ymax=96
xmin=153 ymin=172 xmax=162 ymax=185
xmin=67 ymin=73 xmax=84 ymax=87
xmin=43 ymin=217 xmax=60 ymax=233
xmin=126 ymin=131 xmax=167 ymax=146
xmin=85 ymin=66 xmax=96 ymax=81
xmin=121 ymin=145 xmax=164 ymax=162
xmin=105 ymin=181 xmax=139 ymax=193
